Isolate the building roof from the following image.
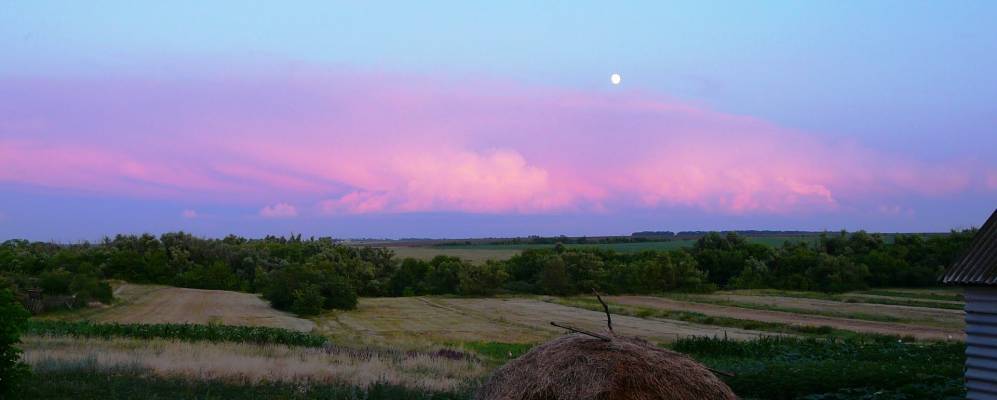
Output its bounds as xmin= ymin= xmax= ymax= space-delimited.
xmin=943 ymin=209 xmax=997 ymax=285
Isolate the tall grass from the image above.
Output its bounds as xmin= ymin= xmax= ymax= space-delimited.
xmin=22 ymin=335 xmax=486 ymax=393
xmin=24 ymin=367 xmax=472 ymax=400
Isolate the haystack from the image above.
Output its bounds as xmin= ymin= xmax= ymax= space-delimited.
xmin=475 ymin=333 xmax=737 ymax=400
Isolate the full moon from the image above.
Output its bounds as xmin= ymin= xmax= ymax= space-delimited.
xmin=610 ymin=73 xmax=622 ymax=85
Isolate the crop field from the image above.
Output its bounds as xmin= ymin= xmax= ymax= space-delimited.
xmin=19 ymin=283 xmax=967 ymax=399
xmin=380 ymin=235 xmax=824 ymax=262
xmin=43 ymin=283 xmax=315 ymax=332
xmin=385 ymin=246 xmax=520 ymax=263
xmin=315 ymin=296 xmax=769 ymax=348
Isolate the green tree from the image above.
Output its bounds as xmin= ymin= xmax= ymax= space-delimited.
xmin=291 ymin=284 xmax=325 ymax=316
xmin=539 ymin=256 xmax=571 ymax=295
xmin=320 ymin=275 xmax=358 ymax=310
xmin=0 ymin=289 xmax=30 ymax=398
xmin=458 ymin=261 xmax=509 ymax=296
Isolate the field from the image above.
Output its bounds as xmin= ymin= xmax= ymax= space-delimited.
xmin=40 ymin=283 xmax=315 ymax=332
xmin=314 ymin=296 xmax=769 ymax=348
xmin=385 ymin=246 xmax=520 ymax=263
xmin=378 ymin=235 xmax=823 ymax=262
xmin=20 ymin=283 xmax=966 ymax=399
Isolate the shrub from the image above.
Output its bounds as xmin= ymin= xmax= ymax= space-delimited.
xmin=69 ymin=275 xmax=113 ymax=304
xmin=39 ymin=269 xmax=73 ymax=294
xmin=1 ymin=288 xmax=31 ymax=399
xmin=322 ymin=275 xmax=358 ymax=310
xmin=291 ymin=285 xmax=325 ymax=316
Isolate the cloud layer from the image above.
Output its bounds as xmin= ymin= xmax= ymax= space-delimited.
xmin=0 ymin=71 xmax=992 ymax=219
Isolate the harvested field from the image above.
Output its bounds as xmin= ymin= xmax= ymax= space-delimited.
xmin=316 ymin=296 xmax=771 ymax=348
xmin=21 ymin=335 xmax=484 ymax=392
xmin=60 ymin=283 xmax=315 ymax=332
xmin=685 ymin=293 xmax=964 ymax=328
xmin=436 ymin=298 xmax=769 ymax=342
xmin=608 ymin=295 xmax=964 ymax=341
xmin=315 ymin=297 xmax=549 ymax=347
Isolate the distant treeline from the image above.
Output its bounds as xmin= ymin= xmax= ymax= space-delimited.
xmin=435 ymin=230 xmax=900 ymax=245
xmin=0 ymin=229 xmax=977 ymax=316
xmin=632 ymin=230 xmax=820 ymax=238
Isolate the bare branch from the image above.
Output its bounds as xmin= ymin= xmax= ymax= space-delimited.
xmin=592 ymin=288 xmax=613 ymax=333
xmin=550 ymin=322 xmax=612 ymax=342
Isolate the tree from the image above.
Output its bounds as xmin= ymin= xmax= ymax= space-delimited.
xmin=730 ymin=258 xmax=770 ymax=289
xmin=320 ymin=275 xmax=358 ymax=310
xmin=458 ymin=261 xmax=509 ymax=296
xmin=539 ymin=256 xmax=571 ymax=295
xmin=291 ymin=284 xmax=325 ymax=316
xmin=0 ymin=289 xmax=30 ymax=398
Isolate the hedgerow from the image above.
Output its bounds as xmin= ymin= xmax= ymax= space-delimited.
xmin=26 ymin=320 xmax=327 ymax=347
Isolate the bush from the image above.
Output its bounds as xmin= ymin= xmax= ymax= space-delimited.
xmin=291 ymin=285 xmax=325 ymax=316
xmin=321 ymin=275 xmax=358 ymax=310
xmin=39 ymin=269 xmax=73 ymax=294
xmin=69 ymin=275 xmax=113 ymax=304
xmin=1 ymin=288 xmax=31 ymax=399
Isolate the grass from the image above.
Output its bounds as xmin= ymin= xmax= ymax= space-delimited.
xmin=459 ymin=341 xmax=533 ymax=363
xmin=26 ymin=320 xmax=328 ymax=347
xmin=546 ymin=297 xmax=895 ymax=340
xmin=663 ymin=294 xmax=914 ymax=324
xmin=22 ymin=367 xmax=472 ymax=400
xmin=671 ymin=336 xmax=965 ymax=400
xmin=858 ymin=289 xmax=964 ymax=302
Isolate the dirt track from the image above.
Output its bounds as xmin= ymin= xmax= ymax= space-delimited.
xmin=609 ymin=296 xmax=964 ymax=341
xmin=87 ymin=284 xmax=315 ymax=332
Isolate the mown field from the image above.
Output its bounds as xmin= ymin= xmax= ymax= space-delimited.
xmin=17 ymin=283 xmax=966 ymax=399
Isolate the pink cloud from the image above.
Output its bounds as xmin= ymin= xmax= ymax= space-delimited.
xmin=260 ymin=203 xmax=298 ymax=218
xmin=0 ymin=71 xmax=992 ymax=217
xmin=181 ymin=209 xmax=198 ymax=219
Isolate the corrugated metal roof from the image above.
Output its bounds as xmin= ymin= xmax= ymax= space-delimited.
xmin=943 ymin=209 xmax=997 ymax=285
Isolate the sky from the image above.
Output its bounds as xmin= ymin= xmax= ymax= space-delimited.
xmin=2 ymin=1 xmax=996 ymax=241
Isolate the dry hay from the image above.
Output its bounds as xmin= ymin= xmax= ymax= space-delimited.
xmin=476 ymin=333 xmax=736 ymax=400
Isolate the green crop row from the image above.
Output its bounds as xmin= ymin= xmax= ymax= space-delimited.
xmin=672 ymin=335 xmax=965 ymax=399
xmin=26 ymin=320 xmax=328 ymax=347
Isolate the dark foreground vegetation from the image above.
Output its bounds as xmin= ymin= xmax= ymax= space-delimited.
xmin=17 ymin=336 xmax=966 ymax=400
xmin=1 ymin=228 xmax=976 ymax=315
xmin=673 ymin=336 xmax=964 ymax=400
xmin=23 ymin=368 xmax=469 ymax=400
